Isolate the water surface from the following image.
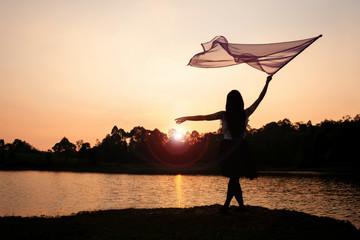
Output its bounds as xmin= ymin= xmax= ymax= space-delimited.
xmin=0 ymin=171 xmax=358 ymax=229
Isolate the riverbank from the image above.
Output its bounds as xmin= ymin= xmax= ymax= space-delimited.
xmin=1 ymin=163 xmax=359 ymax=178
xmin=1 ymin=205 xmax=359 ymax=240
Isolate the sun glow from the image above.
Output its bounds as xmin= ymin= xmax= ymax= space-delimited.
xmin=168 ymin=127 xmax=187 ymax=142
xmin=174 ymin=131 xmax=184 ymax=141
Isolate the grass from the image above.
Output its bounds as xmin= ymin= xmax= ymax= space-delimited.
xmin=0 ymin=205 xmax=359 ymax=240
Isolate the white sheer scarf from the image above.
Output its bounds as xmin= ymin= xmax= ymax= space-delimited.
xmin=189 ymin=35 xmax=322 ymax=75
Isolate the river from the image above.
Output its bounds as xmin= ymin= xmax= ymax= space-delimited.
xmin=0 ymin=171 xmax=359 ymax=229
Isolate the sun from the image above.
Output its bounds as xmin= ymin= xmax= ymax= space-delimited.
xmin=168 ymin=127 xmax=186 ymax=142
xmin=174 ymin=131 xmax=184 ymax=141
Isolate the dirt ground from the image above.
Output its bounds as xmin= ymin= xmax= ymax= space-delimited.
xmin=1 ymin=205 xmax=359 ymax=240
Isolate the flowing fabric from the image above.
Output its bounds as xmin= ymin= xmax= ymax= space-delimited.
xmin=188 ymin=35 xmax=322 ymax=75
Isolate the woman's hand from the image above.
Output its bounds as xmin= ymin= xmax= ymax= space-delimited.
xmin=175 ymin=117 xmax=186 ymax=124
xmin=266 ymin=75 xmax=273 ymax=84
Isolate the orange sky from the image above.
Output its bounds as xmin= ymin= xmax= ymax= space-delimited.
xmin=1 ymin=0 xmax=360 ymax=151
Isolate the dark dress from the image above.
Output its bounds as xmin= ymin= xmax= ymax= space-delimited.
xmin=219 ymin=111 xmax=257 ymax=179
xmin=219 ymin=139 xmax=257 ymax=179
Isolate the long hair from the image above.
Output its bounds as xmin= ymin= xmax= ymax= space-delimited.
xmin=225 ymin=90 xmax=246 ymax=139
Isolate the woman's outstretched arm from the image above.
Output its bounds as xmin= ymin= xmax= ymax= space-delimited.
xmin=246 ymin=75 xmax=272 ymax=116
xmin=175 ymin=112 xmax=222 ymax=124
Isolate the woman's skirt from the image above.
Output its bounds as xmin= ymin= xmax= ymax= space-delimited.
xmin=219 ymin=139 xmax=257 ymax=179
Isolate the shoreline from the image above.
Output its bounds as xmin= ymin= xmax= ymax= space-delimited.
xmin=1 ymin=164 xmax=359 ymax=178
xmin=1 ymin=205 xmax=359 ymax=240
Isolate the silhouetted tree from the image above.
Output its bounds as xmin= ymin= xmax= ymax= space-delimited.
xmin=45 ymin=149 xmax=53 ymax=164
xmin=12 ymin=139 xmax=37 ymax=153
xmin=247 ymin=115 xmax=360 ymax=169
xmin=148 ymin=128 xmax=167 ymax=145
xmin=76 ymin=140 xmax=84 ymax=152
xmin=187 ymin=130 xmax=200 ymax=145
xmin=98 ymin=126 xmax=128 ymax=162
xmin=52 ymin=137 xmax=76 ymax=161
xmin=0 ymin=139 xmax=4 ymax=162
xmin=128 ymin=126 xmax=147 ymax=149
xmin=78 ymin=142 xmax=91 ymax=161
xmin=2 ymin=114 xmax=359 ymax=172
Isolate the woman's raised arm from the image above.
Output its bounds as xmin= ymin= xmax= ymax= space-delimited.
xmin=175 ymin=111 xmax=222 ymax=124
xmin=246 ymin=75 xmax=272 ymax=116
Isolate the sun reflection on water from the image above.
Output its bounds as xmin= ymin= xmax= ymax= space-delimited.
xmin=175 ymin=174 xmax=184 ymax=208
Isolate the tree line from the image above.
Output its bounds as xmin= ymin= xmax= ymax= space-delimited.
xmin=1 ymin=115 xmax=359 ymax=172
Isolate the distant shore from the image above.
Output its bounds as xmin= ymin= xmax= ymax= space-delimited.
xmin=1 ymin=205 xmax=358 ymax=240
xmin=1 ymin=163 xmax=359 ymax=178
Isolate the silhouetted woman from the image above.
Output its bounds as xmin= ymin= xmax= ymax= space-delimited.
xmin=175 ymin=75 xmax=272 ymax=213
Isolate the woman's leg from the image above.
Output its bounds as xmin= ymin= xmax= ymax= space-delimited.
xmin=223 ymin=177 xmax=238 ymax=209
xmin=223 ymin=177 xmax=244 ymax=209
xmin=221 ymin=181 xmax=233 ymax=213
xmin=233 ymin=179 xmax=244 ymax=207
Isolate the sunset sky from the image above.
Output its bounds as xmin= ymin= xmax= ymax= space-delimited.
xmin=1 ymin=0 xmax=359 ymax=151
